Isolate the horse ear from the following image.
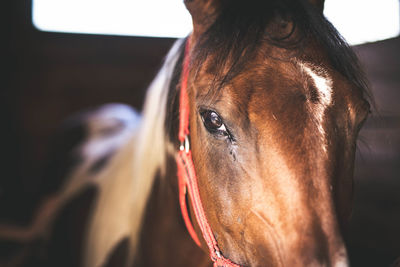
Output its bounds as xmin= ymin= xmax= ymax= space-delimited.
xmin=184 ymin=0 xmax=221 ymax=39
xmin=308 ymin=0 xmax=325 ymax=13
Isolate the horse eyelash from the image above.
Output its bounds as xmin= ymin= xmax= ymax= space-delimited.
xmin=225 ymin=127 xmax=236 ymax=143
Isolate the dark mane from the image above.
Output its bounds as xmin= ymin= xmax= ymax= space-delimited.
xmin=166 ymin=40 xmax=186 ymax=144
xmin=193 ymin=0 xmax=370 ymax=99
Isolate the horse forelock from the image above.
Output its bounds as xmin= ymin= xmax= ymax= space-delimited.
xmin=191 ymin=0 xmax=371 ymax=104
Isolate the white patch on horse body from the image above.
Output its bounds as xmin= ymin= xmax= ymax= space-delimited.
xmin=299 ymin=62 xmax=333 ymax=153
xmin=82 ymin=104 xmax=140 ymax=163
xmin=82 ymin=39 xmax=184 ymax=267
xmin=126 ymin=38 xmax=184 ymax=264
xmin=0 ymin=103 xmax=142 ymax=267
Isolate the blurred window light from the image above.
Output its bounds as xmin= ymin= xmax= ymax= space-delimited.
xmin=32 ymin=0 xmax=192 ymax=38
xmin=324 ymin=0 xmax=400 ymax=45
xmin=32 ymin=0 xmax=400 ymax=44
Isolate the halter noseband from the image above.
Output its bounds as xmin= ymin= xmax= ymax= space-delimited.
xmin=176 ymin=37 xmax=241 ymax=267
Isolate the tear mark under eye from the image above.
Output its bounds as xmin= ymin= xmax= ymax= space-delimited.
xmin=229 ymin=148 xmax=237 ymax=161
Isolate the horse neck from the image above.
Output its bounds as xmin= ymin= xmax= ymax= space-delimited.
xmin=133 ymin=155 xmax=210 ymax=267
xmin=132 ymin=38 xmax=210 ymax=266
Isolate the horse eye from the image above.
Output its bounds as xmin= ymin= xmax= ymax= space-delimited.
xmin=200 ymin=110 xmax=228 ymax=136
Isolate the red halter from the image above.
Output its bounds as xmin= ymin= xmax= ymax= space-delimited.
xmin=176 ymin=37 xmax=241 ymax=267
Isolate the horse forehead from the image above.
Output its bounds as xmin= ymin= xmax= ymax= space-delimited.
xmin=231 ymin=59 xmax=338 ymax=153
xmin=242 ymin=59 xmax=334 ymax=115
xmin=225 ymin=60 xmax=304 ymax=115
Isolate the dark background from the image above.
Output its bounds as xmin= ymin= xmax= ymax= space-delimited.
xmin=1 ymin=1 xmax=399 ymax=266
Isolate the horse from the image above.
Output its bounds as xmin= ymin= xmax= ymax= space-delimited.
xmin=0 ymin=0 xmax=371 ymax=266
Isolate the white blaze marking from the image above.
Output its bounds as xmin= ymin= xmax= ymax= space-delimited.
xmin=299 ymin=62 xmax=333 ymax=153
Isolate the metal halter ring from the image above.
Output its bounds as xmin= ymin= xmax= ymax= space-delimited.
xmin=179 ymin=135 xmax=190 ymax=153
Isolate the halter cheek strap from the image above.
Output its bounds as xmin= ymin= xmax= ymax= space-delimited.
xmin=176 ymin=37 xmax=241 ymax=267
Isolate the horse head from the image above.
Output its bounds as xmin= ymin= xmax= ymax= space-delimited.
xmin=179 ymin=0 xmax=370 ymax=266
